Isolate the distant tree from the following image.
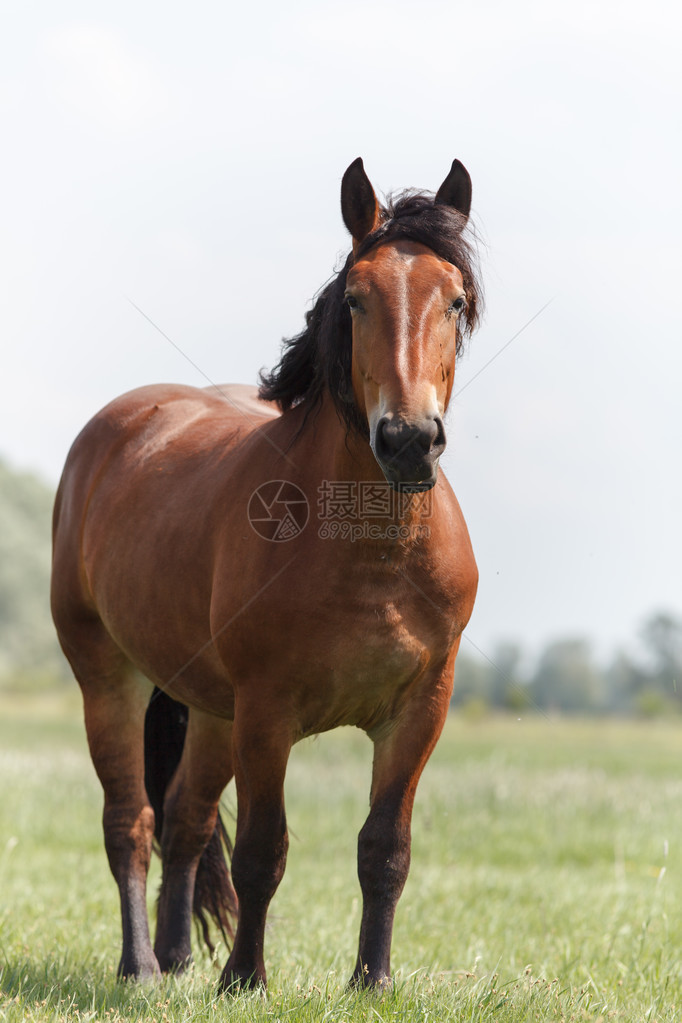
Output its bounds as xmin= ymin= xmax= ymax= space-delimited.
xmin=451 ymin=649 xmax=491 ymax=707
xmin=639 ymin=610 xmax=682 ymax=702
xmin=450 ymin=640 xmax=531 ymax=712
xmin=487 ymin=640 xmax=526 ymax=709
xmin=528 ymin=637 xmax=602 ymax=713
xmin=603 ymin=649 xmax=646 ymax=714
xmin=0 ymin=459 xmax=69 ymax=685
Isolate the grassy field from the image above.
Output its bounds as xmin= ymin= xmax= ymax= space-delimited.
xmin=1 ymin=692 xmax=682 ymax=1021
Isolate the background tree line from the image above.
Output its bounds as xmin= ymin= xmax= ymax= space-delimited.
xmin=1 ymin=458 xmax=680 ymax=714
xmin=453 ymin=613 xmax=682 ymax=717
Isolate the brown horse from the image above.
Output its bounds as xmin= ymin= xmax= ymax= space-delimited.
xmin=51 ymin=158 xmax=483 ymax=990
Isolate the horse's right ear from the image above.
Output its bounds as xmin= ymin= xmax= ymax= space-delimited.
xmin=341 ymin=158 xmax=381 ymax=247
xmin=435 ymin=159 xmax=472 ymax=220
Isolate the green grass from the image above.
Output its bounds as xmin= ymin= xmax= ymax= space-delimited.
xmin=1 ymin=693 xmax=682 ymax=1021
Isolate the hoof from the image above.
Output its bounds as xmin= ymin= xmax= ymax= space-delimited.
xmin=155 ymin=950 xmax=193 ymax=975
xmin=219 ymin=964 xmax=265 ymax=993
xmin=349 ymin=965 xmax=392 ymax=990
xmin=117 ymin=953 xmax=162 ymax=982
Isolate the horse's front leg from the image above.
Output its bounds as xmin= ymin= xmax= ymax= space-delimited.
xmin=219 ymin=694 xmax=293 ymax=992
xmin=351 ymin=653 xmax=457 ymax=988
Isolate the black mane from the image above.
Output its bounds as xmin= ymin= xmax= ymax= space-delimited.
xmin=258 ymin=190 xmax=483 ymax=434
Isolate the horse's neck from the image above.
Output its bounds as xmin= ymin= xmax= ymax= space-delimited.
xmin=300 ymin=393 xmax=375 ymax=480
xmin=304 ymin=394 xmax=434 ymax=534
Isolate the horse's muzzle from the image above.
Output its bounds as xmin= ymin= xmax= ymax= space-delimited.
xmin=372 ymin=414 xmax=446 ymax=491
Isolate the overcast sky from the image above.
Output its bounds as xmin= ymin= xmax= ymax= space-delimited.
xmin=2 ymin=0 xmax=680 ymax=662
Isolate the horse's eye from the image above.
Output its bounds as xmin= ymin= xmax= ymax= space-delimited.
xmin=346 ymin=295 xmax=359 ymax=310
xmin=450 ymin=296 xmax=466 ymax=314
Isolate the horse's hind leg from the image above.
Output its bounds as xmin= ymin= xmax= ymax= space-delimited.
xmin=153 ymin=707 xmax=235 ymax=973
xmin=68 ymin=626 xmax=160 ymax=980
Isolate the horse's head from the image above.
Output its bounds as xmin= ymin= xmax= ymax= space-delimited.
xmin=341 ymin=158 xmax=474 ymax=492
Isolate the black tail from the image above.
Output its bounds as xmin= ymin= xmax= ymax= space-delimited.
xmin=143 ymin=687 xmax=238 ymax=955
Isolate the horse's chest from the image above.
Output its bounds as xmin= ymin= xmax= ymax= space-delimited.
xmin=338 ymin=600 xmax=427 ymax=679
xmin=295 ymin=590 xmax=440 ymax=734
xmin=213 ymin=547 xmax=466 ymax=733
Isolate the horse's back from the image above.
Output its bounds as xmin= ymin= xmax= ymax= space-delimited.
xmin=54 ymin=381 xmax=278 ymax=519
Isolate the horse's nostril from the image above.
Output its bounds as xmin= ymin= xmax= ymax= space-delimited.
xmin=432 ymin=416 xmax=446 ymax=455
xmin=418 ymin=417 xmax=440 ymax=453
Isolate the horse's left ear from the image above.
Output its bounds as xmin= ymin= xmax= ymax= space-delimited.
xmin=435 ymin=159 xmax=472 ymax=220
xmin=341 ymin=158 xmax=381 ymax=246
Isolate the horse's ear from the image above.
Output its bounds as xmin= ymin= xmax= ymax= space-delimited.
xmin=435 ymin=159 xmax=472 ymax=220
xmin=341 ymin=158 xmax=381 ymax=245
